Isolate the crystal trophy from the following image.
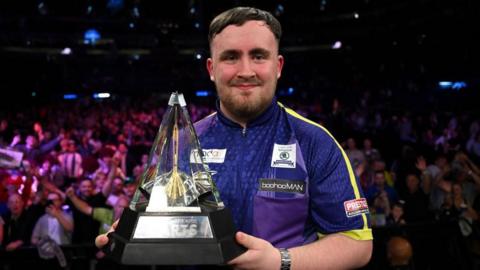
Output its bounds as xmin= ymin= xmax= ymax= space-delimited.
xmin=105 ymin=92 xmax=245 ymax=265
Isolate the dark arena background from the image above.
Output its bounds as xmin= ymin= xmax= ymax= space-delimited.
xmin=1 ymin=0 xmax=480 ymax=269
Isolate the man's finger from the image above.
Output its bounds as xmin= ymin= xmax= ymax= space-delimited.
xmin=228 ymin=232 xmax=257 ymax=265
xmin=95 ymin=234 xmax=109 ymax=248
xmin=110 ymin=220 xmax=119 ymax=232
xmin=95 ymin=220 xmax=119 ymax=248
xmin=235 ymin=231 xmax=263 ymax=250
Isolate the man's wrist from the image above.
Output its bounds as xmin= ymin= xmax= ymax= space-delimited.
xmin=278 ymin=248 xmax=291 ymax=270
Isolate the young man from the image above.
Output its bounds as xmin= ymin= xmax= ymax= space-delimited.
xmin=98 ymin=7 xmax=372 ymax=269
xmin=31 ymin=192 xmax=73 ymax=245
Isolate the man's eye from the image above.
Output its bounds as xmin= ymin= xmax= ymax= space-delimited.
xmin=253 ymin=54 xmax=266 ymax=60
xmin=221 ymin=55 xmax=238 ymax=61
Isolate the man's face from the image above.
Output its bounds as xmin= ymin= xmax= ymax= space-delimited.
xmin=374 ymin=172 xmax=385 ymax=186
xmin=347 ymin=138 xmax=356 ymax=149
xmin=67 ymin=142 xmax=75 ymax=152
xmin=26 ymin=135 xmax=37 ymax=148
xmin=42 ymin=160 xmax=51 ymax=171
xmin=118 ymin=144 xmax=128 ymax=154
xmin=60 ymin=139 xmax=69 ymax=152
xmin=452 ymin=183 xmax=462 ymax=197
xmin=207 ymin=20 xmax=284 ymax=123
xmin=363 ymin=139 xmax=372 ymax=149
xmin=0 ymin=120 xmax=7 ymax=130
xmin=79 ymin=180 xmax=93 ymax=197
xmin=8 ymin=194 xmax=24 ymax=216
xmin=406 ymin=174 xmax=419 ymax=192
xmin=47 ymin=193 xmax=62 ymax=209
xmin=113 ymin=178 xmax=124 ymax=194
xmin=124 ymin=183 xmax=136 ymax=197
xmin=141 ymin=154 xmax=148 ymax=164
xmin=33 ymin=123 xmax=42 ymax=133
xmin=392 ymin=206 xmax=403 ymax=219
xmin=435 ymin=156 xmax=447 ymax=168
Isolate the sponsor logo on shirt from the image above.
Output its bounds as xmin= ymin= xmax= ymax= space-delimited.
xmin=271 ymin=143 xmax=296 ymax=168
xmin=344 ymin=198 xmax=369 ymax=217
xmin=259 ymin=178 xmax=305 ymax=194
xmin=190 ymin=149 xmax=227 ymax=164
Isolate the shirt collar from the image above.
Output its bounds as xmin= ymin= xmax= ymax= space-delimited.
xmin=216 ymin=96 xmax=278 ymax=128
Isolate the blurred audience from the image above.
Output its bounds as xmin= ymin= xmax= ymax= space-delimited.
xmin=0 ymin=90 xmax=480 ymax=266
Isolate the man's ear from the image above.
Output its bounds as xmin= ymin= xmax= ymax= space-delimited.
xmin=277 ymin=55 xmax=284 ymax=79
xmin=207 ymin=58 xmax=214 ymax=81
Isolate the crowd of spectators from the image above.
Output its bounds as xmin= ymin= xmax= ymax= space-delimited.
xmin=0 ymin=93 xmax=214 ymax=253
xmin=1 ymin=88 xmax=480 ymax=267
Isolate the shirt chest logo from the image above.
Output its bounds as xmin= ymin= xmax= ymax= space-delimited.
xmin=259 ymin=178 xmax=305 ymax=194
xmin=190 ymin=149 xmax=227 ymax=164
xmin=271 ymin=143 xmax=296 ymax=169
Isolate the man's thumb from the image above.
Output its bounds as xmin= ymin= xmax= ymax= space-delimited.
xmin=236 ymin=231 xmax=261 ymax=250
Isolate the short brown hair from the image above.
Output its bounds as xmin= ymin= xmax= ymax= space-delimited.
xmin=208 ymin=7 xmax=282 ymax=47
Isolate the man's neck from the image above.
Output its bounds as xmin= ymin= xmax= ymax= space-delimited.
xmin=219 ymin=103 xmax=249 ymax=128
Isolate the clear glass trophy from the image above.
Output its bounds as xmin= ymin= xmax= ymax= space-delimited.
xmin=105 ymin=92 xmax=245 ymax=265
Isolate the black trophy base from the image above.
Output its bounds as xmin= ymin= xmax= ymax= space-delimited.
xmin=105 ymin=207 xmax=246 ymax=265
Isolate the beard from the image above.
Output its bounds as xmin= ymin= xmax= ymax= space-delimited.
xmin=217 ymin=80 xmax=276 ymax=121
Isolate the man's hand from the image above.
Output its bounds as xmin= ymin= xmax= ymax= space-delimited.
xmin=46 ymin=205 xmax=60 ymax=218
xmin=228 ymin=232 xmax=281 ymax=270
xmin=10 ymin=135 xmax=21 ymax=147
xmin=95 ymin=220 xmax=118 ymax=249
xmin=65 ymin=186 xmax=75 ymax=198
xmin=354 ymin=161 xmax=365 ymax=177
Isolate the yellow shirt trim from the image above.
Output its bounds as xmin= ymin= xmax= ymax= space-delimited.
xmin=278 ymin=102 xmax=370 ymax=230
xmin=318 ymin=229 xmax=373 ymax=241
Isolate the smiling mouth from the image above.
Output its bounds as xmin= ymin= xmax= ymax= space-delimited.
xmin=234 ymin=84 xmax=257 ymax=91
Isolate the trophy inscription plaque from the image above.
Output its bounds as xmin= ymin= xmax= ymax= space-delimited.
xmin=105 ymin=92 xmax=245 ymax=265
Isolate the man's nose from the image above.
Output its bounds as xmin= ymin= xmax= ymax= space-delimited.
xmin=237 ymin=58 xmax=255 ymax=78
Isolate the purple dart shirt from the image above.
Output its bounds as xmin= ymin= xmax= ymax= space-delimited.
xmin=195 ymin=98 xmax=372 ymax=248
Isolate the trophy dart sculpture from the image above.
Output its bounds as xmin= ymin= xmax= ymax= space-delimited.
xmin=165 ymin=110 xmax=187 ymax=205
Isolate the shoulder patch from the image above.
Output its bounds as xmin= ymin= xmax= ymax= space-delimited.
xmin=344 ymin=198 xmax=369 ymax=218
